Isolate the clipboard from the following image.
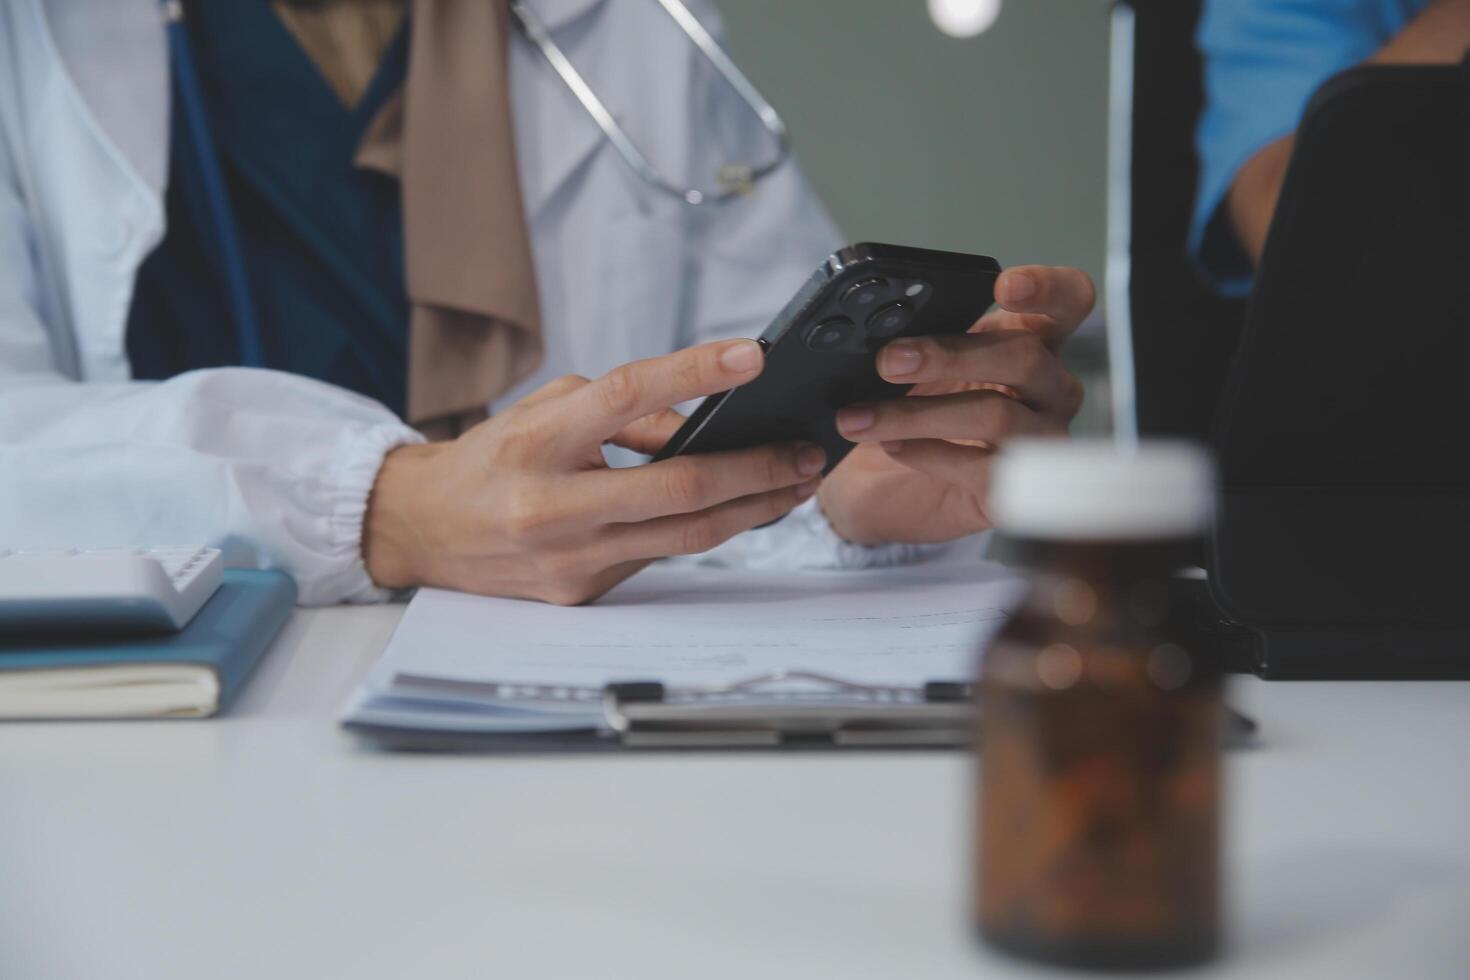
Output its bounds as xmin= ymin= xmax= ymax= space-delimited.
xmin=342 ymin=667 xmax=1258 ymax=753
xmin=339 ymin=559 xmax=1033 ymax=753
xmin=344 ymin=670 xmax=975 ymax=753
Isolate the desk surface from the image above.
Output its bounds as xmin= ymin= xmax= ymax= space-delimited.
xmin=3 ymin=603 xmax=1469 ymax=980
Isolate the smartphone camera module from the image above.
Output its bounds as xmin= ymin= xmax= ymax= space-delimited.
xmin=805 ymin=317 xmax=855 ymax=352
xmin=866 ymin=302 xmax=913 ymax=339
xmin=840 ymin=278 xmax=890 ymax=316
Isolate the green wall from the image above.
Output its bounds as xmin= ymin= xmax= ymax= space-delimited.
xmin=715 ymin=0 xmax=1110 ymax=295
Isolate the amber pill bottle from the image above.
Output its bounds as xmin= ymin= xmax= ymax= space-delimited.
xmin=976 ymin=441 xmax=1222 ymax=971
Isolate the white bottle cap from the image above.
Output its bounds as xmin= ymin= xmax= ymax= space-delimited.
xmin=989 ymin=439 xmax=1216 ymax=541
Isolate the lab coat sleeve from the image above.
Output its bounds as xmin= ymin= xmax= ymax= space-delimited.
xmin=0 ymin=370 xmax=423 ymax=605
xmin=674 ymin=1 xmax=946 ymax=572
xmin=0 ymin=155 xmax=421 ymax=606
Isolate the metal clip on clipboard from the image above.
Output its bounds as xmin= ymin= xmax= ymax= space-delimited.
xmin=602 ymin=670 xmax=973 ymax=749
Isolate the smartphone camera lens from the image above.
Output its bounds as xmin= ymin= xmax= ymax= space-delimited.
xmin=866 ymin=302 xmax=913 ymax=339
xmin=841 ymin=278 xmax=889 ymax=315
xmin=805 ymin=317 xmax=854 ymax=352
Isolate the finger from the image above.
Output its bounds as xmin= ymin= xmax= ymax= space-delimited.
xmin=995 ymin=266 xmax=1096 ymax=326
xmin=972 ymin=309 xmax=1077 ymax=350
xmin=573 ymin=440 xmax=827 ymax=524
xmin=554 ymin=339 xmax=765 ymax=450
xmin=601 ymin=481 xmax=820 ymax=561
xmin=837 ymin=390 xmax=1054 ymax=446
xmin=515 ymin=373 xmax=589 ymax=409
xmin=989 ymin=266 xmax=1096 ymax=343
xmin=607 ymin=408 xmax=687 ymax=456
xmin=876 ymin=439 xmax=1001 ymax=500
xmin=872 ymin=331 xmax=1079 ymax=413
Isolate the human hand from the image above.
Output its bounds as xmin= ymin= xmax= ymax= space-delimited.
xmin=817 ymin=265 xmax=1092 ymax=545
xmin=363 ymin=340 xmax=825 ymax=604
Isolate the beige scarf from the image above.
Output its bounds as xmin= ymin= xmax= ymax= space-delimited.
xmin=275 ymin=0 xmax=544 ymax=439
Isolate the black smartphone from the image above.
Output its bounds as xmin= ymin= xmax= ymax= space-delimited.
xmin=653 ymin=242 xmax=1002 ymax=474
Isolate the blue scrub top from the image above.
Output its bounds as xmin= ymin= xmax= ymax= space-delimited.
xmin=127 ymin=1 xmax=413 ymax=416
xmin=1190 ymin=0 xmax=1428 ymax=297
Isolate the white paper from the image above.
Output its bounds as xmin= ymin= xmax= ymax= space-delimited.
xmin=346 ymin=558 xmax=1027 ymax=733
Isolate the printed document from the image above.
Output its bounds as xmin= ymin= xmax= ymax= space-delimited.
xmin=342 ymin=557 xmax=1026 ymax=734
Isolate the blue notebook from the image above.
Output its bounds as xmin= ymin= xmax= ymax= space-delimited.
xmin=0 ymin=570 xmax=296 ymax=720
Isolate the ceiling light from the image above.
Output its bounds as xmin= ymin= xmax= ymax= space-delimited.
xmin=927 ymin=0 xmax=1002 ymax=38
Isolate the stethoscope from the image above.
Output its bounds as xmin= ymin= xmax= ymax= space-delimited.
xmin=158 ymin=0 xmax=791 ymax=369
xmin=508 ymin=0 xmax=790 ymax=205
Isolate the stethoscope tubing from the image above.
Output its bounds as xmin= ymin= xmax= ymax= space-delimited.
xmin=508 ymin=0 xmax=790 ymax=206
xmin=160 ymin=0 xmax=268 ymax=369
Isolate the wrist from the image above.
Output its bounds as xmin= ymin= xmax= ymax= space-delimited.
xmin=363 ymin=442 xmax=446 ymax=589
xmin=816 ymin=483 xmax=880 ymax=546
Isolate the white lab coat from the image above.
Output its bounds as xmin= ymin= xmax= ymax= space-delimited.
xmin=0 ymin=0 xmax=920 ymax=604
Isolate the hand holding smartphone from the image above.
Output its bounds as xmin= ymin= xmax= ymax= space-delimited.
xmin=654 ymin=242 xmax=1001 ymax=474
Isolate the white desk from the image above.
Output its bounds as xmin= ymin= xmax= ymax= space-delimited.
xmin=3 ymin=604 xmax=1469 ymax=979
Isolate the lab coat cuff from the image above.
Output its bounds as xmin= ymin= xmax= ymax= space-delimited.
xmin=322 ymin=423 xmax=426 ymax=605
xmin=801 ymin=497 xmax=947 ymax=569
xmin=692 ymin=497 xmax=944 ymax=571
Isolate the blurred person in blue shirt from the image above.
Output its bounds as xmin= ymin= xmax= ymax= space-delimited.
xmin=1191 ymin=0 xmax=1470 ymax=297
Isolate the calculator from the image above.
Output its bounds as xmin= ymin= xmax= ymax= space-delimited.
xmin=0 ymin=546 xmax=225 ymax=634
